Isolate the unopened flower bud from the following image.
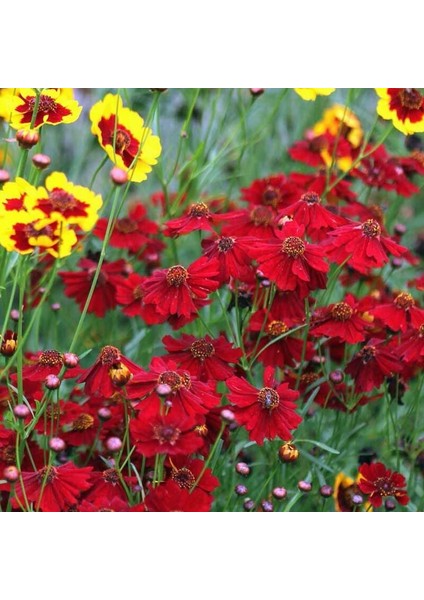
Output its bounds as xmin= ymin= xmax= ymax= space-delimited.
xmin=3 ymin=465 xmax=19 ymax=483
xmin=110 ymin=167 xmax=128 ymax=186
xmin=298 ymin=480 xmax=312 ymax=493
xmin=250 ymin=88 xmax=265 ymax=97
xmin=330 ymin=370 xmax=344 ymax=384
xmin=1 ymin=331 xmax=17 ymax=357
xmin=49 ymin=437 xmax=66 ymax=452
xmin=109 ymin=363 xmax=132 ymax=387
xmin=272 ymin=487 xmax=287 ymax=500
xmin=352 ymin=494 xmax=363 ymax=505
xmin=391 ymin=257 xmax=403 ymax=269
xmin=394 ymin=223 xmax=407 ymax=236
xmin=235 ymin=462 xmax=250 ymax=476
xmin=32 ymin=153 xmax=51 ymax=169
xmin=98 ymin=407 xmax=112 ymax=421
xmin=150 ymin=88 xmax=168 ymax=93
xmin=385 ymin=499 xmax=396 ymax=511
xmin=320 ymin=485 xmax=334 ymax=498
xmin=261 ymin=500 xmax=274 ymax=512
xmin=220 ymin=408 xmax=235 ymax=422
xmin=63 ymin=352 xmax=79 ymax=369
xmin=0 ymin=169 xmax=10 ymax=184
xmin=10 ymin=309 xmax=20 ymax=321
xmin=106 ymin=437 xmax=123 ymax=452
xmin=278 ymin=442 xmax=299 ymax=463
xmin=51 ymin=302 xmax=61 ymax=311
xmin=156 ymin=383 xmax=172 ymax=396
xmin=45 ymin=374 xmax=61 ymax=390
xmin=13 ymin=404 xmax=30 ymax=419
xmin=16 ymin=129 xmax=39 ymax=149
xmin=243 ymin=498 xmax=255 ymax=511
xmin=235 ymin=484 xmax=248 ymax=496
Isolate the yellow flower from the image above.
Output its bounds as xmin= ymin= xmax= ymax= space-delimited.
xmin=90 ymin=93 xmax=161 ymax=183
xmin=294 ymin=88 xmax=335 ymax=101
xmin=0 ymin=177 xmax=37 ymax=215
xmin=313 ymin=104 xmax=363 ymax=148
xmin=1 ymin=88 xmax=82 ymax=130
xmin=32 ymin=171 xmax=102 ymax=232
xmin=376 ymin=88 xmax=424 ymax=135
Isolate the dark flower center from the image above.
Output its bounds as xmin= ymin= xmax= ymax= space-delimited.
xmin=394 ymin=292 xmax=415 ymax=310
xmin=133 ymin=285 xmax=143 ymax=300
xmin=100 ymin=345 xmax=121 ymax=366
xmin=158 ymin=370 xmax=183 ymax=391
xmin=419 ymin=324 xmax=424 ymax=336
xmin=190 ymin=339 xmax=215 ymax=360
xmin=217 ymin=237 xmax=235 ymax=253
xmin=103 ymin=468 xmax=120 ymax=484
xmin=189 ymin=202 xmax=209 ymax=217
xmin=266 ymin=320 xmax=288 ymax=336
xmin=153 ymin=424 xmax=181 ymax=445
xmin=331 ymin=302 xmax=353 ymax=321
xmin=72 ymin=413 xmax=94 ymax=431
xmin=39 ymin=350 xmax=63 ymax=367
xmin=374 ymin=477 xmax=395 ymax=496
xmin=282 ymin=236 xmax=305 ymax=258
xmin=24 ymin=223 xmax=55 ymax=240
xmin=300 ymin=191 xmax=321 ymax=204
xmin=113 ymin=129 xmax=131 ymax=153
xmin=38 ymin=465 xmax=57 ymax=484
xmin=28 ymin=94 xmax=57 ymax=114
xmin=258 ymin=387 xmax=280 ymax=411
xmin=166 ymin=265 xmax=188 ymax=287
xmin=262 ymin=185 xmax=280 ymax=207
xmin=309 ymin=135 xmax=328 ymax=152
xmin=399 ymin=88 xmax=422 ymax=110
xmin=250 ymin=206 xmax=273 ymax=226
xmin=171 ymin=467 xmax=196 ymax=489
xmin=115 ymin=217 xmax=138 ymax=233
xmin=300 ymin=372 xmax=319 ymax=385
xmin=358 ymin=345 xmax=376 ymax=364
xmin=49 ymin=190 xmax=77 ymax=211
xmin=361 ymin=219 xmax=381 ymax=238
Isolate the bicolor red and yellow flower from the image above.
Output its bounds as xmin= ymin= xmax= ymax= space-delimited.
xmin=90 ymin=93 xmax=161 ymax=183
xmin=376 ymin=88 xmax=424 ymax=135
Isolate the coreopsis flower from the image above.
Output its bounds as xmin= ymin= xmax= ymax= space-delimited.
xmin=59 ymin=258 xmax=128 ymax=317
xmin=0 ymin=330 xmax=18 ymax=357
xmin=130 ymin=407 xmax=203 ymax=457
xmin=358 ymin=462 xmax=409 ymax=508
xmin=221 ymin=206 xmax=278 ymax=239
xmin=398 ymin=321 xmax=424 ymax=365
xmin=3 ymin=88 xmax=82 ymax=130
xmin=371 ymin=291 xmax=424 ymax=333
xmin=247 ymin=309 xmax=313 ymax=368
xmin=277 ymin=191 xmax=346 ymax=241
xmin=141 ymin=256 xmax=220 ymax=322
xmin=78 ymin=497 xmax=134 ymax=512
xmin=78 ymin=345 xmax=142 ymax=398
xmin=162 ymin=333 xmax=242 ymax=381
xmin=346 ymin=340 xmax=402 ymax=393
xmin=166 ymin=456 xmax=220 ymax=495
xmin=20 ymin=349 xmax=80 ymax=382
xmin=376 ymin=88 xmax=424 ymax=135
xmin=90 ymin=93 xmax=161 ymax=183
xmin=313 ymin=104 xmax=363 ymax=149
xmin=201 ymin=235 xmax=254 ymax=283
xmin=289 ymin=132 xmax=354 ymax=172
xmin=127 ymin=357 xmax=220 ymax=419
xmin=333 ymin=472 xmax=364 ymax=512
xmin=250 ymin=221 xmax=328 ymax=296
xmin=114 ymin=272 xmax=161 ymax=322
xmin=241 ymin=175 xmax=299 ymax=210
xmin=310 ymin=294 xmax=370 ymax=343
xmin=226 ymin=367 xmax=302 ymax=445
xmin=0 ymin=177 xmax=37 ymax=214
xmin=163 ymin=202 xmax=219 ymax=237
xmin=0 ymin=210 xmax=78 ymax=258
xmin=326 ymin=219 xmax=408 ymax=274
xmin=11 ymin=462 xmax=93 ymax=512
xmin=144 ymin=479 xmax=213 ymax=512
xmin=31 ymin=172 xmax=102 ymax=232
xmin=93 ymin=202 xmax=158 ymax=252
xmin=294 ymin=88 xmax=335 ymax=101
xmin=289 ymin=171 xmax=357 ymax=203
xmin=60 ymin=403 xmax=100 ymax=447
xmin=85 ymin=469 xmax=137 ymax=504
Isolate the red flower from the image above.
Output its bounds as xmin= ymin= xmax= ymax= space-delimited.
xmin=127 ymin=357 xmax=220 ymax=419
xmin=201 ymin=235 xmax=254 ymax=283
xmin=93 ymin=203 xmax=158 ymax=252
xmin=346 ymin=340 xmax=402 ymax=393
xmin=277 ymin=191 xmax=346 ymax=241
xmin=250 ymin=221 xmax=328 ymax=295
xmin=130 ymin=406 xmax=203 ymax=457
xmin=162 ymin=333 xmax=242 ymax=381
xmin=86 ymin=468 xmax=137 ymax=503
xmin=144 ymin=479 xmax=213 ymax=512
xmin=221 ymin=206 xmax=278 ymax=239
xmin=371 ymin=291 xmax=424 ymax=333
xmin=398 ymin=321 xmax=424 ymax=365
xmin=11 ymin=462 xmax=93 ymax=512
xmin=358 ymin=462 xmax=409 ymax=508
xmin=288 ymin=171 xmax=357 ymax=203
xmin=289 ymin=132 xmax=353 ymax=170
xmin=241 ymin=175 xmax=299 ymax=210
xmin=310 ymin=294 xmax=370 ymax=344
xmin=166 ymin=456 xmax=220 ymax=495
xmin=59 ymin=257 xmax=128 ymax=317
xmin=164 ymin=202 xmax=218 ymax=237
xmin=141 ymin=256 xmax=220 ymax=322
xmin=326 ymin=219 xmax=408 ymax=274
xmin=79 ymin=345 xmax=142 ymax=398
xmin=114 ymin=272 xmax=162 ymax=322
xmin=226 ymin=367 xmax=302 ymax=445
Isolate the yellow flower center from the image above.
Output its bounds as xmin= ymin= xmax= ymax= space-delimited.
xmin=39 ymin=350 xmax=63 ymax=367
xmin=190 ymin=339 xmax=215 ymax=359
xmin=282 ymin=236 xmax=305 ymax=258
xmin=258 ymin=387 xmax=280 ymax=411
xmin=49 ymin=189 xmax=77 ymax=211
xmin=361 ymin=219 xmax=381 ymax=238
xmin=266 ymin=320 xmax=288 ymax=336
xmin=113 ymin=129 xmax=131 ymax=153
xmin=394 ymin=292 xmax=415 ymax=310
xmin=217 ymin=237 xmax=235 ymax=253
xmin=72 ymin=413 xmax=95 ymax=431
xmin=331 ymin=302 xmax=354 ymax=321
xmin=189 ymin=202 xmax=209 ymax=217
xmin=166 ymin=265 xmax=188 ymax=287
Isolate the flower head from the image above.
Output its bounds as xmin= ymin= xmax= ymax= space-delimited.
xmin=358 ymin=462 xmax=409 ymax=508
xmin=376 ymin=88 xmax=424 ymax=135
